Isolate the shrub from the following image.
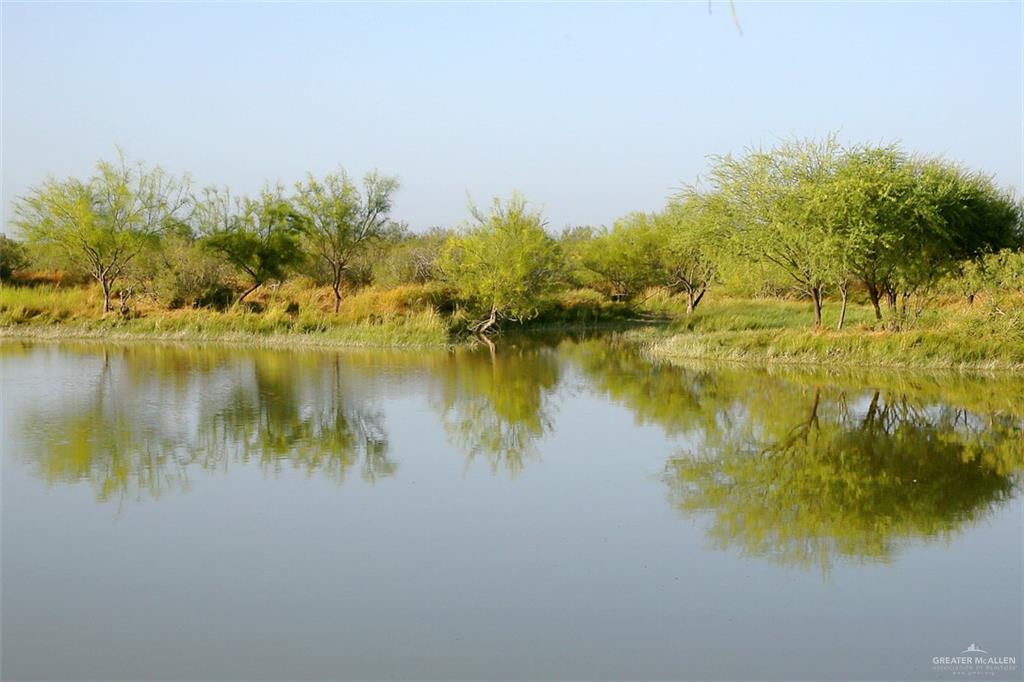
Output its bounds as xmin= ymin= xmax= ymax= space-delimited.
xmin=0 ymin=234 xmax=29 ymax=282
xmin=142 ymin=236 xmax=234 ymax=309
xmin=438 ymin=195 xmax=562 ymax=333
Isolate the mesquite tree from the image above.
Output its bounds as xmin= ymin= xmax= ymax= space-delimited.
xmin=658 ymin=193 xmax=723 ymax=313
xmin=198 ymin=186 xmax=305 ymax=304
xmin=439 ymin=194 xmax=562 ymax=335
xmin=294 ymin=171 xmax=400 ymax=312
xmin=14 ymin=154 xmax=189 ymax=312
xmin=829 ymin=146 xmax=1021 ymax=327
xmin=578 ymin=213 xmax=663 ymax=301
xmin=708 ymin=137 xmax=844 ymax=327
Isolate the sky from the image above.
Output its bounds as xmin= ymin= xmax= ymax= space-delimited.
xmin=2 ymin=1 xmax=1021 ymax=233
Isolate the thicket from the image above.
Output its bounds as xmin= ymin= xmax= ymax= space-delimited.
xmin=5 ymin=137 xmax=1021 ymax=336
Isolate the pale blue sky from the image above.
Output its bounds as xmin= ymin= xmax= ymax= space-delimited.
xmin=2 ymin=1 xmax=1021 ymax=232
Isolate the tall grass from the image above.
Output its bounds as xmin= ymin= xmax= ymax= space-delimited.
xmin=0 ymin=283 xmax=451 ymax=347
xmin=0 ymin=285 xmax=98 ymax=324
xmin=641 ymin=292 xmax=1024 ymax=370
xmin=3 ymin=282 xmax=1022 ymax=366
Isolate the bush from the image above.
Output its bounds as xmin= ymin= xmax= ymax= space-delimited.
xmin=438 ymin=195 xmax=562 ymax=332
xmin=371 ymin=228 xmax=451 ymax=287
xmin=988 ymin=250 xmax=1024 ymax=293
xmin=537 ymin=288 xmax=633 ymax=323
xmin=141 ymin=236 xmax=234 ymax=309
xmin=0 ymin=235 xmax=29 ymax=282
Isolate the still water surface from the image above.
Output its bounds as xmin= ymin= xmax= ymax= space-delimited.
xmin=2 ymin=338 xmax=1021 ymax=680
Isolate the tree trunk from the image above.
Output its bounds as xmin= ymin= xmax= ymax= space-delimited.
xmin=238 ymin=281 xmax=261 ymax=305
xmin=811 ymin=287 xmax=824 ymax=329
xmin=808 ymin=387 xmax=821 ymax=430
xmin=837 ymin=285 xmax=849 ymax=331
xmin=862 ymin=390 xmax=880 ymax=429
xmin=686 ymin=287 xmax=706 ymax=314
xmin=100 ymin=277 xmax=113 ymax=313
xmin=885 ymin=288 xmax=897 ymax=315
xmin=332 ymin=265 xmax=344 ymax=314
xmin=867 ymin=283 xmax=882 ymax=321
xmin=476 ymin=305 xmax=498 ymax=335
xmin=477 ymin=332 xmax=496 ymax=360
xmin=118 ymin=287 xmax=133 ymax=316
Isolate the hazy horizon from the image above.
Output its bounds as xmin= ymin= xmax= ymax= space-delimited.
xmin=2 ymin=1 xmax=1021 ymax=233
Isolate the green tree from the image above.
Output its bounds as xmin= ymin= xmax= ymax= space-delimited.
xmin=829 ymin=145 xmax=1021 ymax=326
xmin=439 ymin=194 xmax=562 ymax=334
xmin=556 ymin=225 xmax=598 ymax=289
xmin=197 ymin=186 xmax=306 ymax=304
xmin=371 ymin=227 xmax=452 ymax=287
xmin=827 ymin=145 xmax=914 ymax=322
xmin=985 ymin=249 xmax=1024 ymax=293
xmin=658 ymin=193 xmax=724 ymax=313
xmin=136 ymin=225 xmax=234 ymax=309
xmin=708 ymin=137 xmax=844 ymax=327
xmin=578 ymin=213 xmax=663 ymax=301
xmin=13 ymin=154 xmax=190 ymax=312
xmin=294 ymin=171 xmax=400 ymax=312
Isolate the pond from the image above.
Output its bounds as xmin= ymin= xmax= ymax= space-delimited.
xmin=2 ymin=338 xmax=1021 ymax=680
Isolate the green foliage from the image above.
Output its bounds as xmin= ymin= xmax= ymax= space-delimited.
xmin=371 ymin=227 xmax=451 ymax=287
xmin=197 ymin=186 xmax=306 ymax=304
xmin=439 ymin=195 xmax=562 ymax=332
xmin=0 ymin=234 xmax=29 ymax=281
xmin=13 ymin=152 xmax=189 ymax=311
xmin=556 ymin=225 xmax=598 ymax=288
xmin=658 ymin=193 xmax=723 ymax=311
xmin=5 ymin=141 xmax=1022 ymax=349
xmin=138 ymin=233 xmax=234 ymax=309
xmin=702 ymin=137 xmax=1022 ymax=328
xmin=985 ymin=249 xmax=1024 ymax=292
xmin=707 ymin=136 xmax=844 ymax=327
xmin=578 ymin=213 xmax=663 ymax=300
xmin=294 ymin=170 xmax=400 ymax=311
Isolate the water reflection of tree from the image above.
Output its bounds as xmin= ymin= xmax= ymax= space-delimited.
xmin=432 ymin=342 xmax=559 ymax=475
xmin=568 ymin=340 xmax=1024 ymax=569
xmin=200 ymin=354 xmax=393 ymax=482
xmin=663 ymin=382 xmax=1023 ymax=571
xmin=19 ymin=346 xmax=394 ymax=502
xmin=567 ymin=339 xmax=727 ymax=436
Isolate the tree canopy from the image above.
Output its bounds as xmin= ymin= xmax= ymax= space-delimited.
xmin=294 ymin=171 xmax=400 ymax=312
xmin=14 ymin=153 xmax=189 ymax=311
xmin=438 ymin=194 xmax=562 ymax=333
xmin=197 ymin=186 xmax=306 ymax=304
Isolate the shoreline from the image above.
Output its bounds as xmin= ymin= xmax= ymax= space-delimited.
xmin=0 ymin=324 xmax=453 ymax=350
xmin=637 ymin=329 xmax=1024 ymax=372
xmin=4 ymin=321 xmax=1023 ymax=372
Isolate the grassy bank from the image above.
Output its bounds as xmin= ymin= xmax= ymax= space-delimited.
xmin=0 ymin=281 xmax=637 ymax=348
xmin=0 ymin=283 xmax=453 ymax=347
xmin=3 ymin=282 xmax=1022 ymax=368
xmin=636 ymin=295 xmax=1024 ymax=370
